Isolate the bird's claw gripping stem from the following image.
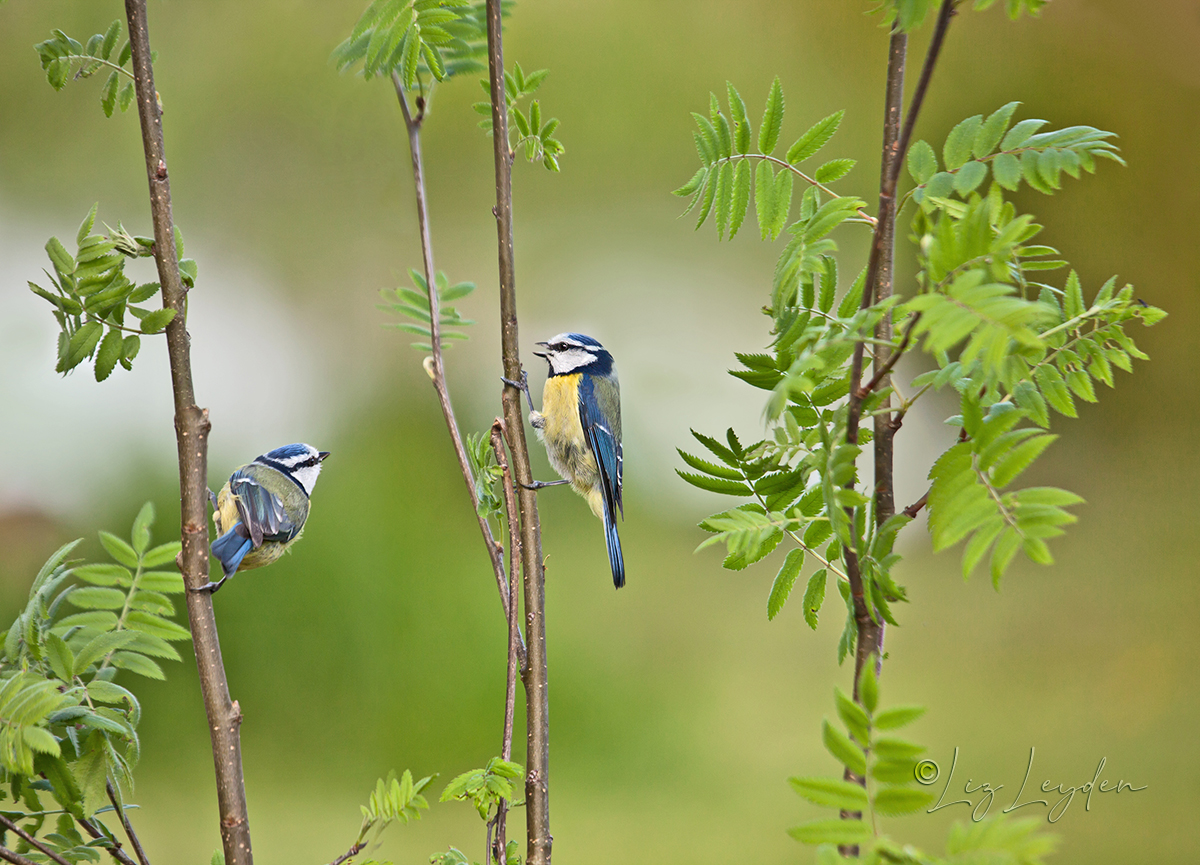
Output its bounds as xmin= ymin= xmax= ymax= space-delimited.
xmin=501 ymin=371 xmax=533 ymax=407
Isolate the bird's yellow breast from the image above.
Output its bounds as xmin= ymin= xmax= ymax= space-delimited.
xmin=538 ymin=373 xmax=604 ymax=518
xmin=213 ymin=482 xmax=239 ymax=535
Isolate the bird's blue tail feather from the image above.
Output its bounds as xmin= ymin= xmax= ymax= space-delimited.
xmin=211 ymin=526 xmax=253 ymax=578
xmin=603 ymin=505 xmax=625 ymax=589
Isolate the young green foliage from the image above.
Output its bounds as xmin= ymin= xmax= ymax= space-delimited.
xmin=28 ymin=207 xmax=195 ymax=380
xmin=473 ymin=62 xmax=565 ymax=171
xmin=674 ymin=81 xmax=862 ymax=243
xmin=0 ymin=503 xmax=186 ymax=857
xmin=789 ymin=665 xmax=933 ymax=850
xmin=907 ymin=104 xmax=1123 ymax=209
xmin=350 ymin=769 xmax=433 ymax=860
xmin=380 ymin=269 xmax=476 ymax=351
xmin=34 ymin=22 xmax=136 ymax=117
xmin=334 ymin=0 xmax=491 ymax=88
xmin=676 ymin=81 xmax=1163 ymax=649
xmin=440 ymin=757 xmax=523 ymax=821
xmin=466 ymin=430 xmax=506 ymax=522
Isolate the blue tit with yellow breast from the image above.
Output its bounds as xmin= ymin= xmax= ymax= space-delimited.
xmin=525 ymin=333 xmax=625 ymax=588
xmin=203 ymin=443 xmax=330 ymax=593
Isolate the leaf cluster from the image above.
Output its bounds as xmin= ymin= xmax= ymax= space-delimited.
xmin=790 ymin=671 xmax=1056 ymax=864
xmin=28 ymin=206 xmax=192 ymax=380
xmin=473 ymin=63 xmax=564 ymax=171
xmin=675 ymin=86 xmax=1164 ymax=650
xmin=352 ymin=769 xmax=433 ymax=855
xmin=428 ymin=841 xmax=520 ymax=865
xmin=907 ymin=103 xmax=1123 ymax=209
xmin=789 ymin=665 xmax=933 ymax=851
xmin=381 ymin=269 xmax=476 ymax=351
xmin=439 ymin=757 xmax=522 ymax=821
xmin=880 ymin=0 xmax=1047 ymax=34
xmin=465 ymin=431 xmax=505 ymax=522
xmin=674 ymin=80 xmax=863 ymax=244
xmin=35 ymin=22 xmax=137 ymax=118
xmin=0 ymin=505 xmax=187 ymax=861
xmin=334 ymin=0 xmax=495 ymax=88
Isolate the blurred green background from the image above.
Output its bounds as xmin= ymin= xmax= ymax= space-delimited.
xmin=0 ymin=1 xmax=1196 ymax=862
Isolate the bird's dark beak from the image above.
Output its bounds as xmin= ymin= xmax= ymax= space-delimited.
xmin=318 ymin=451 xmax=331 ymax=461
xmin=532 ymin=341 xmax=549 ymax=358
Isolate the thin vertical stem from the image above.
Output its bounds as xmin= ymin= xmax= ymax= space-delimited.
xmin=107 ymin=782 xmax=151 ymax=865
xmin=839 ymin=26 xmax=908 ymax=859
xmin=121 ymin=3 xmax=251 ymax=863
xmin=393 ymin=74 xmax=525 ymax=668
xmin=485 ymin=2 xmax=551 ymax=862
xmin=491 ymin=420 xmax=523 ymax=865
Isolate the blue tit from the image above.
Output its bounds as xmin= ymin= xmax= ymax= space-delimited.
xmin=203 ymin=443 xmax=330 ymax=593
xmin=528 ymin=333 xmax=625 ymax=589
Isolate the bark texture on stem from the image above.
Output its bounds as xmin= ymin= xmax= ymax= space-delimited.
xmin=393 ymin=74 xmax=525 ymax=669
xmin=485 ymin=2 xmax=551 ymax=862
xmin=491 ymin=420 xmax=523 ymax=865
xmin=122 ymin=3 xmax=251 ymax=863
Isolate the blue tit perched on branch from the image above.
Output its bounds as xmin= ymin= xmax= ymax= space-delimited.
xmin=203 ymin=443 xmax=330 ymax=593
xmin=523 ymin=333 xmax=625 ymax=588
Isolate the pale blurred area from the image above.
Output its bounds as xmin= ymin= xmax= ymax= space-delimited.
xmin=0 ymin=1 xmax=1197 ymax=863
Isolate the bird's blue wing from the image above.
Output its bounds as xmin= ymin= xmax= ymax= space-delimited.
xmin=229 ymin=470 xmax=298 ymax=547
xmin=578 ymin=374 xmax=623 ymax=519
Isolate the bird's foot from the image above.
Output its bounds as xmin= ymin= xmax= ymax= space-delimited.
xmin=521 ymin=479 xmax=569 ymax=491
xmin=192 ymin=576 xmax=228 ymax=594
xmin=501 ymin=371 xmax=533 ymax=407
xmin=207 ymin=488 xmax=218 ymax=511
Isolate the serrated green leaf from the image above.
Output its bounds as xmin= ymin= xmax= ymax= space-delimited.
xmin=944 ymin=115 xmax=982 ymax=170
xmin=45 ymin=632 xmax=75 ymax=682
xmin=787 ymin=110 xmax=844 ymax=165
xmin=822 ymin=719 xmax=866 ymax=776
xmin=788 ymin=817 xmax=871 ymax=846
xmin=99 ymin=531 xmax=138 ymax=567
xmin=974 ymin=102 xmax=1020 ymax=158
xmin=767 ymin=548 xmax=804 ymax=621
xmin=873 ymin=785 xmax=934 ymax=816
xmin=802 ymin=568 xmax=827 ymax=630
xmin=873 ymin=705 xmax=925 ymax=730
xmin=138 ymin=308 xmax=176 ymax=334
xmin=953 ymin=160 xmax=988 ymax=195
xmin=789 ymin=776 xmax=868 ymax=811
xmin=69 ymin=587 xmax=127 ymax=611
xmin=758 ymin=77 xmax=784 ymax=155
xmin=814 ymin=158 xmax=855 ymax=183
xmin=907 ymin=139 xmax=937 ymax=183
xmin=835 ymin=688 xmax=870 ymax=744
xmin=110 ymin=651 xmax=164 ymax=680
xmin=729 ymin=159 xmax=751 ymax=239
xmin=94 ymin=329 xmax=123 ymax=382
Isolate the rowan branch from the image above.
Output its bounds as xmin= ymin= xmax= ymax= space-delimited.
xmin=121 ymin=2 xmax=252 ymax=863
xmin=0 ymin=815 xmax=72 ymax=865
xmin=106 ymin=782 xmax=151 ymax=865
xmin=392 ymin=71 xmax=525 ymax=666
xmin=485 ymin=2 xmax=551 ymax=862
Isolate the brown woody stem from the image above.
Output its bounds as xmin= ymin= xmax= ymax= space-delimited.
xmin=485 ymin=2 xmax=551 ymax=862
xmin=0 ymin=815 xmax=72 ymax=865
xmin=121 ymin=2 xmax=252 ymax=863
xmin=491 ymin=420 xmax=523 ymax=865
xmin=392 ymin=72 xmax=526 ymax=668
xmin=106 ymin=782 xmax=151 ymax=865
